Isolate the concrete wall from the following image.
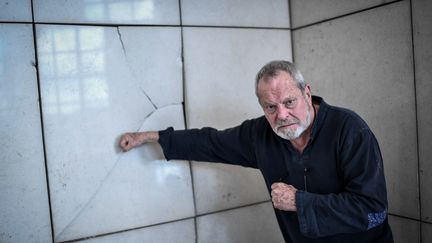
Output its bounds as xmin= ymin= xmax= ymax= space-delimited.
xmin=291 ymin=0 xmax=431 ymax=242
xmin=0 ymin=0 xmax=289 ymax=242
xmin=1 ymin=0 xmax=430 ymax=242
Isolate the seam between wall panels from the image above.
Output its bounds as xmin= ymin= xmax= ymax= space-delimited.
xmin=58 ymin=200 xmax=272 ymax=243
xmin=177 ymin=1 xmax=199 ymax=243
xmin=288 ymin=0 xmax=295 ymax=64
xmin=409 ymin=0 xmax=422 ymax=241
xmin=0 ymin=21 xmax=292 ymax=30
xmin=17 ymin=0 xmax=426 ymax=242
xmin=16 ymin=19 xmax=285 ymax=243
xmin=30 ymin=0 xmax=55 ymax=242
xmin=291 ymin=0 xmax=405 ymax=31
xmin=291 ymin=0 xmax=425 ymax=236
xmin=8 ymin=0 xmax=424 ymax=242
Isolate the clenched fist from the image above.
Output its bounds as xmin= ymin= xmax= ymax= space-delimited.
xmin=119 ymin=131 xmax=159 ymax=152
xmin=271 ymin=182 xmax=297 ymax=211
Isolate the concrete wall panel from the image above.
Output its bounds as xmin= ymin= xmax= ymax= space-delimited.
xmin=80 ymin=219 xmax=195 ymax=243
xmin=422 ymin=223 xmax=432 ymax=243
xmin=33 ymin=0 xmax=180 ymax=24
xmin=0 ymin=0 xmax=32 ymax=21
xmin=197 ymin=203 xmax=284 ymax=243
xmin=182 ymin=0 xmax=290 ymax=27
xmin=293 ymin=1 xmax=417 ymax=219
xmin=183 ymin=27 xmax=292 ymax=214
xmin=0 ymin=24 xmax=52 ymax=243
xmin=412 ymin=0 xmax=432 ymax=223
xmin=290 ymin=0 xmax=398 ymax=28
xmin=36 ymin=25 xmax=193 ymax=242
xmin=388 ymin=215 xmax=420 ymax=243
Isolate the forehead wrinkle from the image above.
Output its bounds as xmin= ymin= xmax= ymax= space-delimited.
xmin=258 ymin=71 xmax=303 ymax=105
xmin=261 ymin=80 xmax=298 ymax=101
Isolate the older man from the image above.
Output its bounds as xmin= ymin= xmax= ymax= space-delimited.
xmin=119 ymin=60 xmax=393 ymax=242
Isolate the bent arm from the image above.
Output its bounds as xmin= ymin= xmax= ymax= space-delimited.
xmin=296 ymin=129 xmax=389 ymax=238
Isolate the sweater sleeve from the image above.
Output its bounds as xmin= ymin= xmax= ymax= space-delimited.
xmin=296 ymin=127 xmax=389 ymax=238
xmin=157 ymin=120 xmax=258 ymax=168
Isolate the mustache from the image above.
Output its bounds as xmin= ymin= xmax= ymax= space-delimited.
xmin=276 ymin=118 xmax=300 ymax=127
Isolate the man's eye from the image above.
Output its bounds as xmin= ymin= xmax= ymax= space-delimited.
xmin=284 ymin=99 xmax=297 ymax=108
xmin=266 ymin=105 xmax=276 ymax=113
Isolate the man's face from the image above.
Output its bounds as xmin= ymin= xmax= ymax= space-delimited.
xmin=257 ymin=71 xmax=313 ymax=140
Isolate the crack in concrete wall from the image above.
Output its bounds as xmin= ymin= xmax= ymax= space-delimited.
xmin=116 ymin=27 xmax=127 ymax=55
xmin=55 ymin=103 xmax=183 ymax=241
xmin=140 ymin=87 xmax=158 ymax=110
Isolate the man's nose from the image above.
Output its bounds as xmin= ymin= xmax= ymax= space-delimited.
xmin=276 ymin=106 xmax=290 ymax=121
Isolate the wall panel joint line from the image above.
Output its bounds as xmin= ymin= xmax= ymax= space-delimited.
xmin=30 ymin=0 xmax=55 ymax=242
xmin=409 ymin=0 xmax=422 ymax=241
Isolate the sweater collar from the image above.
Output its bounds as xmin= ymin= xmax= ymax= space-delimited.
xmin=309 ymin=95 xmax=328 ymax=142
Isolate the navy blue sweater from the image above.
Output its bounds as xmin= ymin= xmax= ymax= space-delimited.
xmin=158 ymin=96 xmax=393 ymax=243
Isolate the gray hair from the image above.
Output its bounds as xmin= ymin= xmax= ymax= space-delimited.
xmin=255 ymin=60 xmax=306 ymax=97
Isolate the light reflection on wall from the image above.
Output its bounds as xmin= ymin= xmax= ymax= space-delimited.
xmin=84 ymin=0 xmax=154 ymax=22
xmin=38 ymin=27 xmax=109 ymax=115
xmin=0 ymin=39 xmax=4 ymax=78
xmin=140 ymin=145 xmax=185 ymax=184
xmin=155 ymin=162 xmax=184 ymax=184
xmin=0 ymin=38 xmax=5 ymax=111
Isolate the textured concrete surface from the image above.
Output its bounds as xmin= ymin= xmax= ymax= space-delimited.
xmin=37 ymin=25 xmax=193 ymax=241
xmin=290 ymin=0 xmax=398 ymax=28
xmin=3 ymin=0 xmax=428 ymax=242
xmin=80 ymin=219 xmax=195 ymax=243
xmin=0 ymin=0 xmax=32 ymax=21
xmin=412 ymin=0 xmax=432 ymax=223
xmin=33 ymin=0 xmax=180 ymax=24
xmin=0 ymin=24 xmax=52 ymax=243
xmin=183 ymin=27 xmax=292 ymax=214
xmin=182 ymin=0 xmax=290 ymax=27
xmin=196 ymin=203 xmax=284 ymax=243
xmin=423 ymin=223 xmax=432 ymax=243
xmin=388 ymin=215 xmax=420 ymax=243
xmin=293 ymin=1 xmax=418 ymax=219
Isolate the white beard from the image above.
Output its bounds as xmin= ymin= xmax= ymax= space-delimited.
xmin=273 ymin=104 xmax=312 ymax=140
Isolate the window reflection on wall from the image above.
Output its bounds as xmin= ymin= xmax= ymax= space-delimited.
xmin=84 ymin=0 xmax=154 ymax=22
xmin=38 ymin=26 xmax=109 ymax=115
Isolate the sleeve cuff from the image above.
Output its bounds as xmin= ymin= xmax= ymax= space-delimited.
xmin=296 ymin=190 xmax=308 ymax=235
xmin=158 ymin=127 xmax=174 ymax=160
xmin=296 ymin=190 xmax=320 ymax=238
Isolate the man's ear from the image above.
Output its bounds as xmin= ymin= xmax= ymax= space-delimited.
xmin=304 ymin=84 xmax=312 ymax=99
